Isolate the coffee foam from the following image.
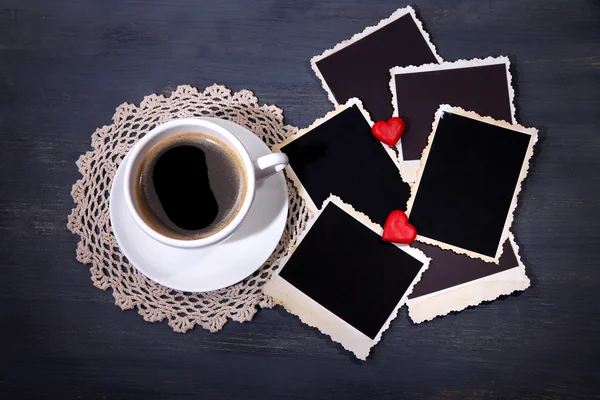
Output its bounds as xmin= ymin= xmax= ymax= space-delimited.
xmin=134 ymin=132 xmax=248 ymax=240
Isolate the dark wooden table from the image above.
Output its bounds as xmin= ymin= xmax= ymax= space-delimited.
xmin=2 ymin=0 xmax=599 ymax=398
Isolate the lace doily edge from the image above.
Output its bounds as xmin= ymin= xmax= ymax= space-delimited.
xmin=66 ymin=83 xmax=298 ymax=333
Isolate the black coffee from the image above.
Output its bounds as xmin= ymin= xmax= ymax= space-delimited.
xmin=134 ymin=132 xmax=247 ymax=240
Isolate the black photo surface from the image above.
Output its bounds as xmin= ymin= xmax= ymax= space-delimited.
xmin=409 ymin=239 xmax=519 ymax=299
xmin=393 ymin=61 xmax=514 ymax=160
xmin=281 ymin=104 xmax=411 ymax=227
xmin=408 ymin=111 xmax=534 ymax=259
xmin=279 ymin=202 xmax=425 ymax=339
xmin=313 ymin=9 xmax=440 ymax=121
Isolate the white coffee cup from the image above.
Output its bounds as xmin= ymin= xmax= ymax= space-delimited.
xmin=122 ymin=118 xmax=288 ymax=249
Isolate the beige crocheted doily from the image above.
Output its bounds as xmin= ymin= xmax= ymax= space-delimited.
xmin=67 ymin=84 xmax=311 ymax=333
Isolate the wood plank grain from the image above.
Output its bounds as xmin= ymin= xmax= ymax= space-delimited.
xmin=1 ymin=0 xmax=599 ymax=398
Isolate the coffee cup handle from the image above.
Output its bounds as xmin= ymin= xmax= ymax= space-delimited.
xmin=253 ymin=152 xmax=289 ymax=181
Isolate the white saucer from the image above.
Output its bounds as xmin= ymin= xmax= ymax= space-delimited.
xmin=109 ymin=118 xmax=288 ymax=292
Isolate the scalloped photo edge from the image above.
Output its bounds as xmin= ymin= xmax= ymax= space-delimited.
xmin=388 ymin=56 xmax=517 ymax=183
xmin=273 ymin=98 xmax=405 ymax=214
xmin=310 ymin=6 xmax=443 ymax=107
xmin=263 ymin=195 xmax=431 ymax=360
xmin=405 ymin=105 xmax=538 ymax=264
xmin=407 ymin=233 xmax=530 ymax=324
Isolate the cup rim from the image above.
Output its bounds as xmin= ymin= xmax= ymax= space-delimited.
xmin=122 ymin=118 xmax=256 ymax=248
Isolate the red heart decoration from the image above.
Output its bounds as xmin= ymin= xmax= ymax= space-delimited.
xmin=371 ymin=117 xmax=405 ymax=146
xmin=382 ymin=210 xmax=417 ymax=244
